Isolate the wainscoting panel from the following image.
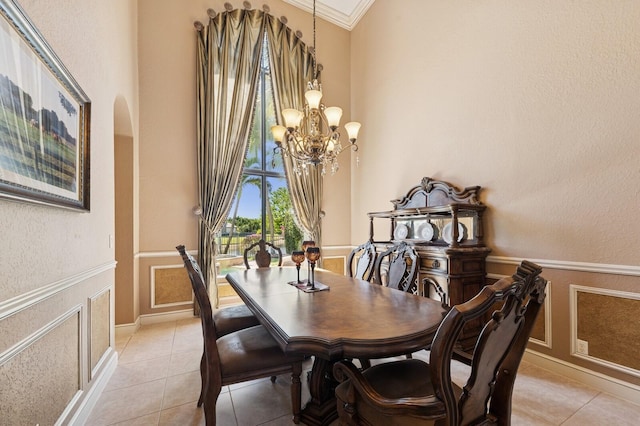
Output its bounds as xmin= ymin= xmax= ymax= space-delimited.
xmin=90 ymin=289 xmax=111 ymax=378
xmin=151 ymin=265 xmax=193 ymax=308
xmin=0 ymin=307 xmax=81 ymax=425
xmin=529 ymin=281 xmax=551 ymax=348
xmin=572 ymin=285 xmax=640 ymax=375
xmin=322 ymin=256 xmax=345 ymax=275
xmin=486 ymin=274 xmax=551 ymax=348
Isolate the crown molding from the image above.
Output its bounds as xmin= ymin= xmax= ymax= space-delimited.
xmin=283 ymin=0 xmax=375 ymax=31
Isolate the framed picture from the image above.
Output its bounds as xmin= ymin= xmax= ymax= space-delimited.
xmin=0 ymin=0 xmax=90 ymax=211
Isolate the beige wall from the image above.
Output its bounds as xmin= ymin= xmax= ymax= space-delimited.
xmin=137 ymin=0 xmax=353 ymax=257
xmin=135 ymin=0 xmax=354 ymax=317
xmin=0 ymin=0 xmax=138 ymax=423
xmin=351 ymin=1 xmax=640 ymax=388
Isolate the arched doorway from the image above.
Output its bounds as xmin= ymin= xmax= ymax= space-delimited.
xmin=113 ymin=96 xmax=137 ymax=326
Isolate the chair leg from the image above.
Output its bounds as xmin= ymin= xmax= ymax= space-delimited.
xmin=290 ymin=362 xmax=303 ymax=424
xmin=203 ymin=386 xmax=220 ymax=426
xmin=198 ymin=352 xmax=206 ymax=407
xmin=270 ymin=375 xmax=276 ymax=383
xmin=358 ymin=358 xmax=371 ymax=370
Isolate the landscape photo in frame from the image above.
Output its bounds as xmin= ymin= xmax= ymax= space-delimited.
xmin=0 ymin=0 xmax=90 ymax=210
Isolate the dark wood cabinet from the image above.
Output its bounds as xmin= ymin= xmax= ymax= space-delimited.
xmin=367 ymin=177 xmax=491 ymax=359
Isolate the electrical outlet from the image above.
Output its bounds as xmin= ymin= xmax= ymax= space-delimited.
xmin=576 ymin=339 xmax=589 ymax=355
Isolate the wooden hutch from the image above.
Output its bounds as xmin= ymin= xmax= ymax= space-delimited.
xmin=367 ymin=177 xmax=491 ymax=357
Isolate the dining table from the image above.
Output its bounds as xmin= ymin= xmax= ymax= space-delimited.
xmin=225 ymin=266 xmax=448 ymax=426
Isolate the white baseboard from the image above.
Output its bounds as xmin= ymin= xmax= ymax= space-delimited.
xmin=65 ymin=348 xmax=118 ymax=425
xmin=140 ymin=309 xmax=195 ymax=325
xmin=524 ymin=349 xmax=640 ymax=405
xmin=114 ymin=309 xmax=196 ymax=339
xmin=114 ymin=316 xmax=141 ymax=339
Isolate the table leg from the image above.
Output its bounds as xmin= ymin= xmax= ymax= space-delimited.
xmin=299 ymin=357 xmax=338 ymax=426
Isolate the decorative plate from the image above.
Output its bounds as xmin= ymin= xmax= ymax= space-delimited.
xmin=442 ymin=222 xmax=466 ymax=244
xmin=393 ymin=223 xmax=409 ymax=240
xmin=417 ymin=223 xmax=435 ymax=241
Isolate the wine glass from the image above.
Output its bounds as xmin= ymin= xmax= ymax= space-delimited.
xmin=301 ymin=241 xmax=315 ymax=281
xmin=301 ymin=240 xmax=315 ymax=252
xmin=305 ymin=247 xmax=321 ymax=289
xmin=291 ymin=251 xmax=306 ymax=284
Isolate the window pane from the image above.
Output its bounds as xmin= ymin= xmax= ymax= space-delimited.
xmin=265 ymin=74 xmax=283 ymax=173
xmin=217 ymin=34 xmax=300 ymax=272
xmin=267 ymin=176 xmax=302 ymax=254
xmin=217 ymin=175 xmax=262 ymax=257
xmin=245 ymin=91 xmax=263 ymax=170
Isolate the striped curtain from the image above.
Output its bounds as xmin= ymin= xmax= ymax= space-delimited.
xmin=195 ymin=8 xmax=265 ymax=308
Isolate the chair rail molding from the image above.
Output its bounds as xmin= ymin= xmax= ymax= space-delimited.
xmin=0 ymin=261 xmax=117 ymax=321
xmin=488 ymin=255 xmax=640 ymax=277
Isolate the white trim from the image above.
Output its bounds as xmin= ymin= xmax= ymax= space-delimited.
xmin=88 ymin=287 xmax=112 ymax=381
xmin=115 ymin=317 xmax=141 ymax=338
xmin=535 ymin=280 xmax=552 ymax=349
xmin=65 ymin=348 xmax=118 ymax=426
xmin=524 ymin=349 xmax=640 ymax=405
xmin=136 ymin=249 xmax=196 ymax=259
xmin=486 ymin=273 xmax=552 ymax=349
xmin=0 ymin=261 xmax=116 ymax=321
xmin=140 ymin=309 xmax=195 ymax=326
xmin=570 ymin=285 xmax=640 ymax=378
xmin=150 ymin=264 xmax=194 ymax=309
xmin=114 ymin=310 xmax=195 ymax=334
xmin=0 ymin=304 xmax=82 ymax=365
xmin=322 ymin=245 xmax=358 ymax=251
xmin=488 ymin=255 xmax=640 ymax=277
xmin=282 ymin=0 xmax=376 ymax=31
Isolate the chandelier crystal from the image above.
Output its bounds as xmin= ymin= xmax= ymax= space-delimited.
xmin=271 ymin=0 xmax=361 ymax=175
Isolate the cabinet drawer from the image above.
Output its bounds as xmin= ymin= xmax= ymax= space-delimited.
xmin=420 ymin=256 xmax=448 ymax=274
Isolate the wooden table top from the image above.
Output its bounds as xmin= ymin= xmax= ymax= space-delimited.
xmin=225 ymin=267 xmax=447 ymax=360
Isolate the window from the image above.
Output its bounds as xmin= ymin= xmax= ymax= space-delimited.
xmin=217 ymin=36 xmax=302 ymax=260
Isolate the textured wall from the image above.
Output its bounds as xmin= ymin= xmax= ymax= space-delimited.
xmin=350 ymin=1 xmax=640 ymax=388
xmin=350 ymin=0 xmax=640 ymax=264
xmin=0 ymin=0 xmax=138 ymax=422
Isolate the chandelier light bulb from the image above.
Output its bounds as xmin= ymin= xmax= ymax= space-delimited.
xmin=345 ymin=122 xmax=361 ymax=142
xmin=323 ymin=107 xmax=342 ymax=129
xmin=282 ymin=108 xmax=303 ymax=129
xmin=271 ymin=125 xmax=286 ymax=144
xmin=305 ymin=89 xmax=323 ymax=110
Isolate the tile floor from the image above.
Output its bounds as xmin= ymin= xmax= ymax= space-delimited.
xmin=87 ymin=318 xmax=640 ymax=425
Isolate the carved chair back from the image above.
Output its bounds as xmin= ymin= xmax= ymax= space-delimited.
xmin=431 ymin=260 xmax=547 ymax=424
xmin=243 ymin=239 xmax=283 ymax=269
xmin=346 ymin=241 xmax=377 ymax=281
xmin=333 ymin=261 xmax=547 ymax=426
xmin=373 ymin=242 xmax=419 ymax=293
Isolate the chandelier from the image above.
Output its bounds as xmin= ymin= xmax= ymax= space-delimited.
xmin=271 ymin=0 xmax=361 ymax=175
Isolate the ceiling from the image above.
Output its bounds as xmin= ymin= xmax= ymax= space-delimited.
xmin=282 ymin=0 xmax=375 ymax=31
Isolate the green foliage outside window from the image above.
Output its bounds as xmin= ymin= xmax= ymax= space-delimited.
xmin=270 ymin=187 xmax=302 ymax=253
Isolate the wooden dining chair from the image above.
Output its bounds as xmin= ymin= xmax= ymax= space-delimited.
xmin=358 ymin=242 xmax=419 ymax=369
xmin=346 ymin=241 xmax=377 ymax=281
xmin=213 ymin=239 xmax=283 ymax=338
xmin=176 ymin=245 xmax=303 ymax=425
xmin=372 ymin=241 xmax=419 ymax=293
xmin=243 ymin=239 xmax=283 ymax=269
xmin=333 ymin=260 xmax=547 ymax=426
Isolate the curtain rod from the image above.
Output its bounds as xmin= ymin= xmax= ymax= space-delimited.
xmin=194 ymin=2 xmax=301 ymax=34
